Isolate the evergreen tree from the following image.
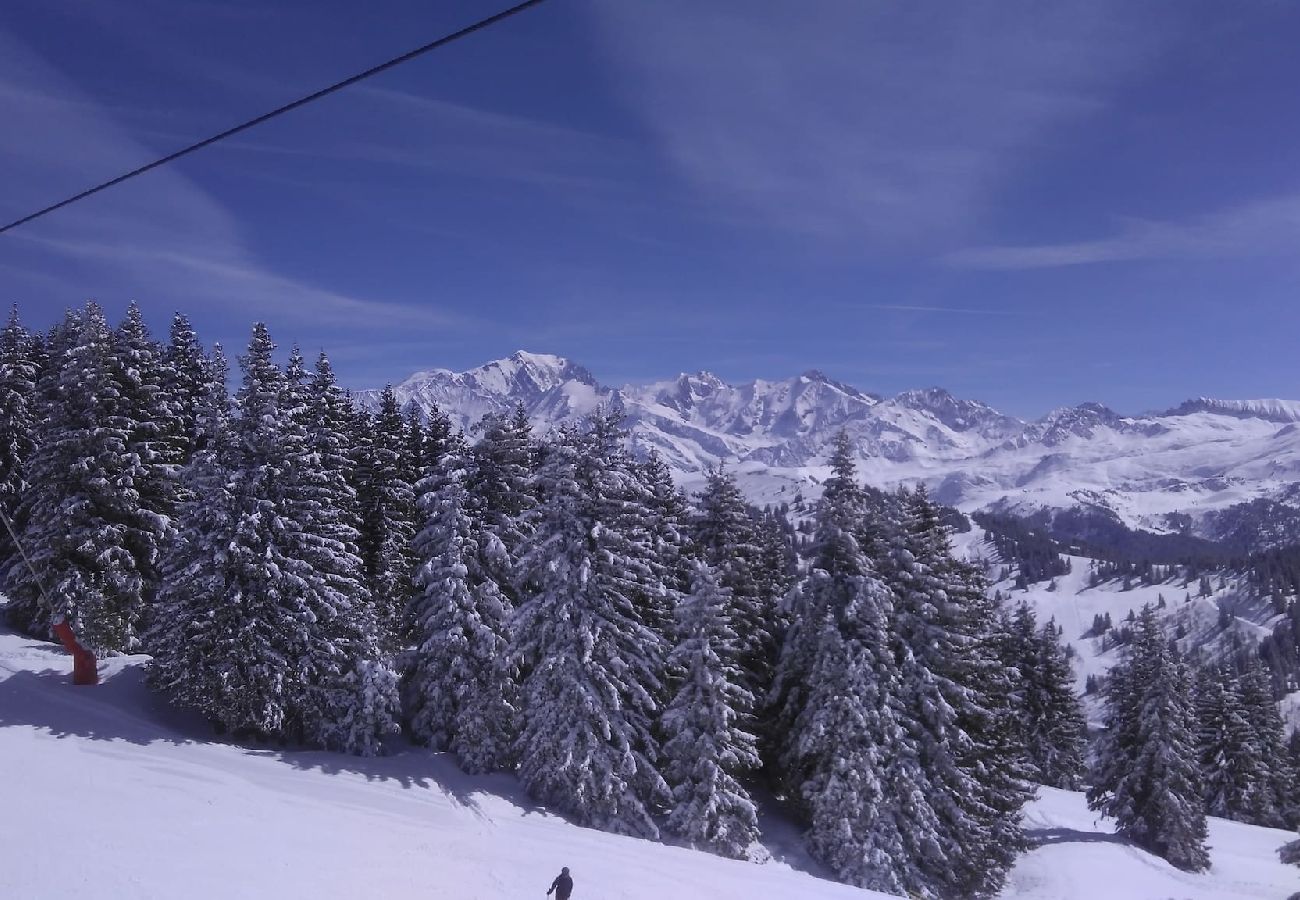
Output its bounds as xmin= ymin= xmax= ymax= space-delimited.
xmin=1285 ymin=729 xmax=1300 ymax=825
xmin=661 ymin=561 xmax=760 ymax=859
xmin=1235 ymin=657 xmax=1290 ymax=827
xmin=357 ymin=386 xmax=418 ymax=641
xmin=0 ymin=307 xmax=38 ymax=582
xmin=7 ymin=303 xmax=154 ymax=650
xmin=1195 ymin=666 xmax=1273 ymax=824
xmin=407 ymin=445 xmax=517 ymax=773
xmin=1003 ymin=603 xmax=1087 ymax=789
xmin=636 ymin=450 xmax=692 ymax=638
xmin=753 ymin=506 xmax=797 ymax=620
xmin=305 ymin=352 xmax=403 ymax=753
xmin=467 ymin=407 xmax=535 ymax=591
xmin=510 ymin=415 xmax=670 ymax=838
xmin=422 ymin=400 xmax=458 ymax=466
xmin=403 ymin=402 xmax=428 ymax=485
xmin=1088 ymin=606 xmax=1209 ymax=872
xmin=1029 ymin=617 xmax=1088 ymax=789
xmin=692 ymin=467 xmax=777 ymax=700
xmin=161 ymin=313 xmax=212 ymax=473
xmin=112 ymin=303 xmax=179 ymax=630
xmin=886 ymin=486 xmax=1033 ymax=897
xmin=145 ymin=339 xmax=238 ymax=697
xmin=773 ymin=435 xmax=942 ymax=896
xmin=149 ymin=326 xmax=397 ymax=754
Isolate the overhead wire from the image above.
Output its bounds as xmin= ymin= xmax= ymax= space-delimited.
xmin=0 ymin=0 xmax=550 ymax=236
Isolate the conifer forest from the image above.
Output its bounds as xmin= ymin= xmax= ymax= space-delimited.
xmin=1 ymin=302 xmax=1298 ymax=897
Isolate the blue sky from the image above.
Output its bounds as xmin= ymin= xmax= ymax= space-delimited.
xmin=2 ymin=0 xmax=1299 ymax=418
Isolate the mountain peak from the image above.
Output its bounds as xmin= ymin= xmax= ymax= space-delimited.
xmin=357 ymin=352 xmax=1300 ymax=532
xmin=1166 ymin=397 xmax=1300 ymax=424
xmin=891 ymin=387 xmax=1022 ymax=437
xmin=507 ymin=349 xmax=568 ymax=369
xmin=472 ymin=351 xmax=597 ymax=391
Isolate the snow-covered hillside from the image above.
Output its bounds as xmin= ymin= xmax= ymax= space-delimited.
xmin=984 ymin=549 xmax=1240 ymax=694
xmin=954 ymin=527 xmax=1300 ymax=732
xmin=357 ymin=352 xmax=1300 ymax=541
xmin=2 ymin=628 xmax=1296 ymax=900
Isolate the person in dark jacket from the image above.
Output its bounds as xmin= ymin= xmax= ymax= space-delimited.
xmin=546 ymin=867 xmax=573 ymax=899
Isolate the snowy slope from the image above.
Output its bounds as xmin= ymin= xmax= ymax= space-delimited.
xmin=2 ymin=629 xmax=1297 ymax=900
xmin=959 ymin=530 xmax=1300 ymax=733
xmin=0 ymin=629 xmax=873 ymax=900
xmin=1010 ymin=787 xmax=1298 ymax=900
xmin=357 ymin=353 xmax=1300 ymax=538
xmin=961 ymin=527 xmax=1253 ymax=677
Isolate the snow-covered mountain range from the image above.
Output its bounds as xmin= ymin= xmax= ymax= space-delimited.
xmin=356 ymin=351 xmax=1300 ymax=541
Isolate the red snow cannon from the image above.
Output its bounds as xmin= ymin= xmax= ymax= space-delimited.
xmin=52 ymin=621 xmax=98 ymax=686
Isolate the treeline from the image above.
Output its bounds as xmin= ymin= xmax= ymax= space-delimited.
xmin=0 ymin=302 xmax=1134 ymax=896
xmin=974 ymin=512 xmax=1070 ymax=586
xmin=979 ymin=507 xmax=1235 ymax=588
xmin=984 ymin=505 xmax=1300 ymax=626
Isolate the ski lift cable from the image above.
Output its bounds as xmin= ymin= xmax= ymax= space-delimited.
xmin=0 ymin=508 xmax=54 ymax=615
xmin=0 ymin=0 xmax=551 ymax=236
xmin=1 ymin=507 xmax=100 ymax=684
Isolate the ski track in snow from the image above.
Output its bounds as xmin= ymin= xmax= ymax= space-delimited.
xmin=0 ymin=629 xmax=1296 ymax=899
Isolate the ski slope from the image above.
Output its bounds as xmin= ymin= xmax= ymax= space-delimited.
xmin=0 ymin=628 xmax=1295 ymax=900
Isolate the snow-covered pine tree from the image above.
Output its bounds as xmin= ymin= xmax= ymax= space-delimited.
xmin=1088 ymin=605 xmax=1209 ymax=872
xmin=1029 ymin=616 xmax=1087 ymax=789
xmin=357 ymin=386 xmax=418 ymax=641
xmin=404 ymin=402 xmax=427 ymax=483
xmin=160 ymin=312 xmax=212 ymax=475
xmin=407 ymin=444 xmax=517 ymax=773
xmin=0 ymin=307 xmax=38 ymax=583
xmin=7 ymin=303 xmax=155 ymax=651
xmin=149 ymin=327 xmax=397 ymax=754
xmin=467 ymin=407 xmax=535 ymax=592
xmin=1286 ymin=728 xmax=1300 ymax=826
xmin=295 ymin=351 xmax=399 ymax=757
xmin=1235 ymin=656 xmax=1290 ymax=827
xmin=112 ymin=303 xmax=180 ymax=630
xmin=635 ymin=449 xmax=691 ymax=638
xmin=770 ymin=431 xmax=863 ymax=782
xmin=999 ymin=603 xmax=1039 ymax=745
xmin=692 ymin=467 xmax=778 ymax=702
xmin=422 ymin=400 xmax=458 ymax=467
xmin=753 ymin=505 xmax=796 ymax=628
xmin=146 ymin=339 xmax=239 ymax=696
xmin=1195 ymin=665 xmax=1272 ymax=824
xmin=661 ymin=560 xmax=760 ymax=858
xmin=1002 ymin=603 xmax=1087 ymax=789
xmin=772 ymin=432 xmax=942 ymax=896
xmin=886 ymin=486 xmax=1033 ymax=897
xmin=594 ymin=411 xmax=677 ymax=639
xmin=150 ymin=326 xmax=315 ymax=737
xmin=4 ymin=310 xmax=76 ymax=634
xmin=511 ymin=413 xmax=670 ymax=838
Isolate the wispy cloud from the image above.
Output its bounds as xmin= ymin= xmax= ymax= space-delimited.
xmin=0 ymin=30 xmax=461 ymax=336
xmin=945 ymin=193 xmax=1300 ymax=269
xmin=588 ymin=0 xmax=1165 ymax=249
xmin=219 ymin=85 xmax=638 ymax=196
xmin=8 ymin=232 xmax=472 ymax=332
xmin=863 ymin=303 xmax=1020 ymax=316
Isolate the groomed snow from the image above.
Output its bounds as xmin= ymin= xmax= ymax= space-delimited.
xmin=0 ymin=628 xmax=1295 ymax=900
xmin=0 ymin=628 xmax=877 ymax=900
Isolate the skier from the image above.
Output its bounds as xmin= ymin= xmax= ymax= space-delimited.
xmin=546 ymin=866 xmax=573 ymax=899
